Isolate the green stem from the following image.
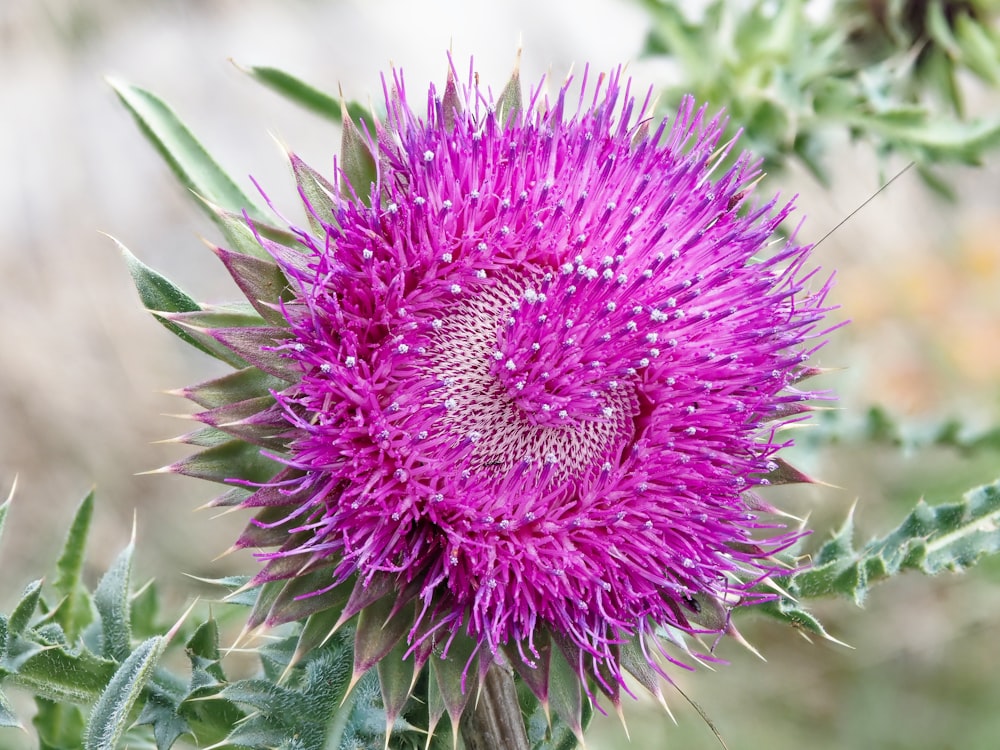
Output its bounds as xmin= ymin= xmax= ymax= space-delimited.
xmin=460 ymin=662 xmax=530 ymax=750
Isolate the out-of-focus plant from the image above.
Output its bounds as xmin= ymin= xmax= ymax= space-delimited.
xmin=2 ymin=3 xmax=1000 ymax=749
xmin=638 ymin=0 xmax=1000 ymax=192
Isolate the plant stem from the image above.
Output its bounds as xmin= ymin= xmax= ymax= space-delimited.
xmin=460 ymin=662 xmax=530 ymax=750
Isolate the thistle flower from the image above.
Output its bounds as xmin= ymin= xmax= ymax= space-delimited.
xmin=163 ymin=59 xmax=833 ymax=733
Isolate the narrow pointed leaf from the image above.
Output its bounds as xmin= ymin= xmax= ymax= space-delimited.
xmin=93 ymin=542 xmax=134 ymax=662
xmin=237 ymin=64 xmax=343 ymax=123
xmin=83 ymin=636 xmax=164 ymax=750
xmin=117 ymin=240 xmax=237 ymax=361
xmin=108 ymin=78 xmax=269 ymax=225
xmin=53 ymin=492 xmax=95 ymax=640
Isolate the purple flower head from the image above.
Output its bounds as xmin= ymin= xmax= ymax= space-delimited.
xmin=177 ymin=59 xmax=834 ymax=718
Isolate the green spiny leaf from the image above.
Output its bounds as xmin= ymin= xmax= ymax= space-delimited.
xmin=93 ymin=539 xmax=134 ymax=662
xmin=185 ymin=619 xmax=225 ymax=690
xmin=8 ymin=645 xmax=117 ymax=705
xmin=108 ymin=78 xmax=269 ymax=226
xmin=52 ymin=492 xmax=95 ymax=640
xmin=0 ymin=689 xmax=19 ymax=728
xmin=9 ymin=580 xmax=43 ymax=637
xmin=756 ymin=479 xmax=1000 ymax=632
xmin=83 ymin=636 xmax=164 ymax=750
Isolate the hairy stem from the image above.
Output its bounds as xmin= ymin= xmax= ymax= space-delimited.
xmin=460 ymin=662 xmax=530 ymax=750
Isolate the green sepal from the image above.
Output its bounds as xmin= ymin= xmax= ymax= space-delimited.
xmin=339 ymin=103 xmax=378 ymax=205
xmin=195 ymin=396 xmax=285 ymax=449
xmin=51 ymin=492 xmax=95 ymax=641
xmin=291 ymin=604 xmax=345 ymax=669
xmin=93 ymin=539 xmax=134 ymax=663
xmin=546 ymin=639 xmax=584 ymax=745
xmin=376 ymin=635 xmax=416 ymax=729
xmin=263 ymin=570 xmax=350 ymax=629
xmin=180 ymin=366 xmax=289 ymax=409
xmin=290 ymin=152 xmax=338 ymax=236
xmin=497 ymin=54 xmax=523 ymax=127
xmin=108 ymin=78 xmax=269 ymax=227
xmin=430 ymin=631 xmax=478 ymax=734
xmin=352 ymin=596 xmax=413 ymax=679
xmin=505 ymin=629 xmax=551 ymax=704
xmin=758 ymin=457 xmax=814 ymax=485
xmin=211 ymin=246 xmax=291 ymax=327
xmin=441 ymin=65 xmax=462 ymax=132
xmin=169 ymin=438 xmax=282 ymax=486
xmin=163 ymin=316 xmax=297 ymax=381
xmin=619 ymin=635 xmax=665 ymax=706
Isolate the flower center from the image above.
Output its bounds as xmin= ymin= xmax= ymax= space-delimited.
xmin=424 ymin=272 xmax=639 ymax=479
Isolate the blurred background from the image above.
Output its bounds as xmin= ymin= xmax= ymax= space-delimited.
xmin=1 ymin=0 xmax=999 ymax=748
